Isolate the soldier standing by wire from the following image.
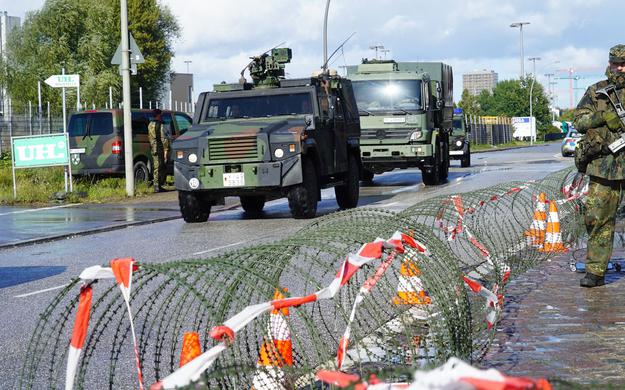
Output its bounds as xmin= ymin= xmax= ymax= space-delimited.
xmin=148 ymin=109 xmax=169 ymax=193
xmin=573 ymin=44 xmax=625 ymax=288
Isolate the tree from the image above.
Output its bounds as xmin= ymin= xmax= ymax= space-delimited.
xmin=458 ymin=89 xmax=481 ymax=116
xmin=0 ymin=0 xmax=179 ymax=111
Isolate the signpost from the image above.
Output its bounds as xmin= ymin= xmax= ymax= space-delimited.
xmin=11 ymin=133 xmax=70 ymax=199
xmin=512 ymin=116 xmax=536 ymax=143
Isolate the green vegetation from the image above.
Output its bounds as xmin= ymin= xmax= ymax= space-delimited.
xmin=472 ymin=139 xmax=548 ymax=152
xmin=0 ymin=151 xmax=151 ymax=205
xmin=458 ymin=77 xmax=554 ymax=139
xmin=0 ymin=0 xmax=179 ymax=110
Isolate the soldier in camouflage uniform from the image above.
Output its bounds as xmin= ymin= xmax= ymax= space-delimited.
xmin=574 ymin=44 xmax=625 ymax=287
xmin=148 ymin=109 xmax=170 ymax=192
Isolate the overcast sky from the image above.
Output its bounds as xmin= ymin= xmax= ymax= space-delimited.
xmin=3 ymin=0 xmax=624 ymax=108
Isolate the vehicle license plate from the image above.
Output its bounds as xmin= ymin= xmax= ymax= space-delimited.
xmin=449 ymin=150 xmax=464 ymax=155
xmin=223 ymin=172 xmax=245 ymax=187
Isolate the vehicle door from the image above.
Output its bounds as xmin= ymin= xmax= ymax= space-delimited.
xmin=131 ymin=111 xmax=151 ymax=164
xmin=69 ymin=112 xmax=115 ymax=171
xmin=315 ymin=86 xmax=336 ymax=176
xmin=332 ymin=89 xmax=349 ymax=172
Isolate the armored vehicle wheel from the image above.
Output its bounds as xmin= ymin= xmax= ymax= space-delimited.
xmin=240 ymin=195 xmax=266 ymax=214
xmin=288 ymin=158 xmax=319 ymax=219
xmin=134 ymin=161 xmax=150 ymax=183
xmin=179 ymin=191 xmax=211 ymax=223
xmin=422 ymin=142 xmax=442 ymax=186
xmin=461 ymin=145 xmax=471 ymax=167
xmin=361 ymin=169 xmax=374 ymax=183
xmin=335 ymin=153 xmax=360 ymax=209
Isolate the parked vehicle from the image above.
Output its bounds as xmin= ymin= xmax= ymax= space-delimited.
xmin=68 ymin=109 xmax=193 ymax=182
xmin=346 ymin=60 xmax=454 ymax=185
xmin=450 ymin=108 xmax=471 ymax=167
xmin=172 ymin=48 xmax=361 ymax=223
xmin=561 ymin=127 xmax=581 ymax=157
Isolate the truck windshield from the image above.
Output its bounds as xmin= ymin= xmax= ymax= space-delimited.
xmin=351 ymin=80 xmax=421 ymax=113
xmin=205 ymin=92 xmax=313 ymax=120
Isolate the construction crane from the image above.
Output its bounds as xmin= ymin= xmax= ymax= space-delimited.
xmin=554 ymin=67 xmax=604 ymax=108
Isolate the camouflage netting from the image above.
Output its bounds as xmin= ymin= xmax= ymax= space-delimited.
xmin=20 ymin=167 xmax=586 ymax=389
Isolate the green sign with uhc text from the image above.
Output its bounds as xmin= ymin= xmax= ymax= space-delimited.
xmin=11 ymin=134 xmax=70 ymax=168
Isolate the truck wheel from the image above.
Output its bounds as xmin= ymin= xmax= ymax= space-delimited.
xmin=240 ymin=195 xmax=266 ymax=214
xmin=179 ymin=191 xmax=211 ymax=223
xmin=461 ymin=145 xmax=471 ymax=167
xmin=133 ymin=161 xmax=149 ymax=183
xmin=439 ymin=138 xmax=449 ymax=182
xmin=335 ymin=153 xmax=360 ymax=209
xmin=422 ymin=142 xmax=441 ymax=186
xmin=361 ymin=168 xmax=374 ymax=183
xmin=288 ymin=158 xmax=319 ymax=219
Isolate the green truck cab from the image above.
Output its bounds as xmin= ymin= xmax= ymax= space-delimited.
xmin=346 ymin=60 xmax=453 ymax=185
xmin=172 ymin=48 xmax=362 ymax=223
xmin=450 ymin=108 xmax=471 ymax=167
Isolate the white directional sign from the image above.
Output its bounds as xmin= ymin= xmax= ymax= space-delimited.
xmin=44 ymin=74 xmax=80 ymax=88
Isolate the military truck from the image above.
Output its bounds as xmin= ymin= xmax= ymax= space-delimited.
xmin=346 ymin=60 xmax=453 ymax=185
xmin=172 ymin=48 xmax=361 ymax=223
xmin=450 ymin=108 xmax=471 ymax=167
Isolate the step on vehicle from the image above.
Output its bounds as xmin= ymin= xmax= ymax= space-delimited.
xmin=68 ymin=109 xmax=193 ymax=182
xmin=172 ymin=48 xmax=362 ymax=223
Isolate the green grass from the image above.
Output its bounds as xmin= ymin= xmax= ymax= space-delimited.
xmin=0 ymin=152 xmax=153 ymax=205
xmin=472 ymin=139 xmax=549 ymax=152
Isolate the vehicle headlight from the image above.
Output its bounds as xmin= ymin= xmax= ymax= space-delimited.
xmin=409 ymin=130 xmax=422 ymax=141
xmin=274 ymin=148 xmax=284 ymax=158
xmin=188 ymin=153 xmax=198 ymax=163
xmin=189 ymin=178 xmax=200 ymax=189
xmin=456 ymin=140 xmax=463 ymax=147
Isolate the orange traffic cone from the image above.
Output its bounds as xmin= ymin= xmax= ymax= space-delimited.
xmin=524 ymin=192 xmax=547 ymax=247
xmin=179 ymin=332 xmax=201 ymax=367
xmin=251 ymin=288 xmax=292 ymax=390
xmin=539 ymin=201 xmax=568 ymax=253
xmin=393 ymin=260 xmax=432 ymax=305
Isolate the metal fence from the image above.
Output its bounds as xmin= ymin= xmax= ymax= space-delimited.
xmin=467 ymin=116 xmax=514 ymax=146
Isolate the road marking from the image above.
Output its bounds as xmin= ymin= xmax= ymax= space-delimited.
xmin=192 ymin=241 xmax=245 ymax=256
xmin=15 ymin=283 xmax=69 ymax=298
xmin=0 ymin=203 xmax=82 ymax=216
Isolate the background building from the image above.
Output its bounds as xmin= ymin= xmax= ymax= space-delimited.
xmin=0 ymin=11 xmax=21 ymax=115
xmin=463 ymin=70 xmax=498 ymax=96
xmin=163 ymin=72 xmax=194 ymax=113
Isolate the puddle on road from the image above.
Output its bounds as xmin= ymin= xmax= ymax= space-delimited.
xmin=0 ymin=266 xmax=66 ymax=289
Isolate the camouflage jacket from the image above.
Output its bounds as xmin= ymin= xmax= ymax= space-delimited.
xmin=574 ymin=80 xmax=625 ymax=180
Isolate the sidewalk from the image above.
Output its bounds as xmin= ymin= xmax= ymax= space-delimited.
xmin=482 ymin=248 xmax=625 ymax=386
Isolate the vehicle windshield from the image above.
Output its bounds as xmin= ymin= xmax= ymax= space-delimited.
xmin=351 ymin=80 xmax=421 ymax=113
xmin=568 ymin=131 xmax=580 ymax=138
xmin=205 ymin=92 xmax=313 ymax=120
xmin=452 ymin=118 xmax=465 ymax=136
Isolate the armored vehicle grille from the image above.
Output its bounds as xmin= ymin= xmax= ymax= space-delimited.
xmin=361 ymin=128 xmax=413 ymax=140
xmin=209 ymin=136 xmax=258 ymax=161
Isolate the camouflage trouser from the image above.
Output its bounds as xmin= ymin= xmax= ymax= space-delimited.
xmin=149 ymin=128 xmax=166 ymax=186
xmin=585 ymin=177 xmax=625 ymax=276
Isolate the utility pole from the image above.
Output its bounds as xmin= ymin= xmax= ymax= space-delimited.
xmin=120 ymin=0 xmax=134 ymax=197
xmin=528 ymin=57 xmax=541 ymax=78
xmin=184 ymin=60 xmax=192 ymax=73
xmin=510 ymin=22 xmax=530 ymax=78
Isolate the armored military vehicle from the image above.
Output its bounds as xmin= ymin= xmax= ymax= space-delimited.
xmin=346 ymin=60 xmax=453 ymax=185
xmin=172 ymin=48 xmax=361 ymax=223
xmin=450 ymin=108 xmax=471 ymax=167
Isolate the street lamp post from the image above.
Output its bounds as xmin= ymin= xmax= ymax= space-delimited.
xmin=120 ymin=0 xmax=134 ymax=196
xmin=527 ymin=56 xmax=541 ymax=145
xmin=322 ymin=0 xmax=330 ymax=73
xmin=184 ymin=60 xmax=192 ymax=73
xmin=510 ymin=22 xmax=530 ymax=78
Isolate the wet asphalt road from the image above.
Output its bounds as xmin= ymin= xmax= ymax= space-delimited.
xmin=0 ymin=143 xmax=572 ymax=389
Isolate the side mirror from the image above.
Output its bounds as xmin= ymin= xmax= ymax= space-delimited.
xmin=305 ymin=114 xmax=315 ymax=130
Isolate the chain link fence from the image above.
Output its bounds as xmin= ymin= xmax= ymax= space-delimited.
xmin=467 ymin=115 xmax=514 ymax=146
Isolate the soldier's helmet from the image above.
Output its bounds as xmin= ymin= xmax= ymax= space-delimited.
xmin=609 ymin=44 xmax=625 ymax=64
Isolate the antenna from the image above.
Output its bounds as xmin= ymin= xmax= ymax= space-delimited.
xmin=369 ymin=45 xmax=385 ymax=60
xmin=239 ymin=41 xmax=287 ymax=83
xmin=321 ymin=32 xmax=356 ymax=71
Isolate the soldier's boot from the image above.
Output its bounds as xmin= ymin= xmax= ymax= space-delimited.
xmin=580 ymin=273 xmax=605 ymax=288
xmin=154 ymin=183 xmax=161 ymax=193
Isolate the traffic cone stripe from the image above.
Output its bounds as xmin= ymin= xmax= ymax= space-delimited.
xmin=524 ymin=192 xmax=547 ymax=247
xmin=539 ymin=201 xmax=568 ymax=253
xmin=393 ymin=260 xmax=432 ymax=305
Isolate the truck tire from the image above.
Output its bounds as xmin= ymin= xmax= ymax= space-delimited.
xmin=133 ymin=161 xmax=149 ymax=183
xmin=240 ymin=195 xmax=266 ymax=214
xmin=179 ymin=191 xmax=211 ymax=223
xmin=461 ymin=145 xmax=471 ymax=167
xmin=422 ymin=142 xmax=442 ymax=186
xmin=335 ymin=153 xmax=360 ymax=209
xmin=361 ymin=168 xmax=374 ymax=183
xmin=288 ymin=158 xmax=319 ymax=219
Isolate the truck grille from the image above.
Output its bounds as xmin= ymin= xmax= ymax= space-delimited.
xmin=208 ymin=136 xmax=258 ymax=161
xmin=361 ymin=128 xmax=413 ymax=140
